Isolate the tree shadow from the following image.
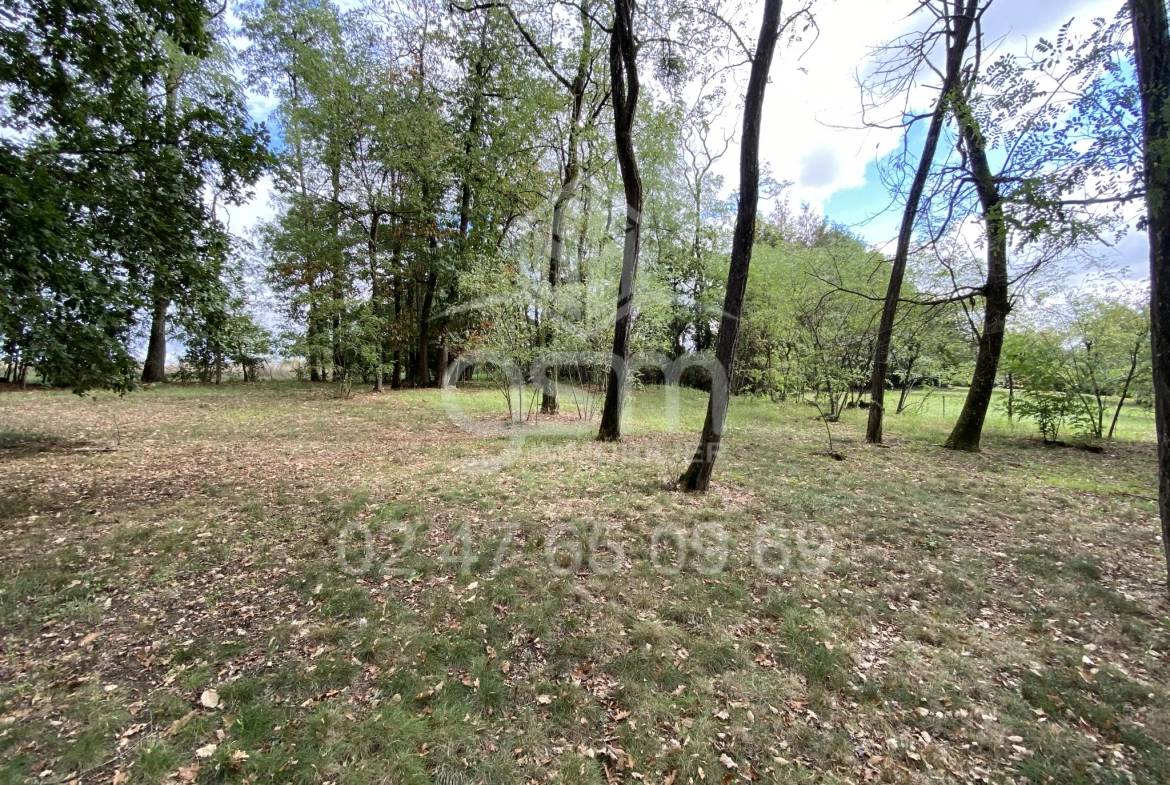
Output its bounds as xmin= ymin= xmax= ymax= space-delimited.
xmin=0 ymin=430 xmax=105 ymax=457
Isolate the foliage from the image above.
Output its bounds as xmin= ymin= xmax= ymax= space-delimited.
xmin=1012 ymin=389 xmax=1090 ymax=442
xmin=0 ymin=0 xmax=268 ymax=393
xmin=738 ymin=224 xmax=886 ymax=416
xmin=998 ymin=291 xmax=1150 ymax=441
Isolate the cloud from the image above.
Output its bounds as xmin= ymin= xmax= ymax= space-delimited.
xmin=221 ymin=0 xmax=1147 ymax=286
xmin=739 ymin=0 xmax=1131 ymax=230
xmin=220 ymin=175 xmax=276 ymax=237
xmin=799 ymin=148 xmax=840 ymax=189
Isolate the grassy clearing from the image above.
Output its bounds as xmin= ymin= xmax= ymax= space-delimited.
xmin=895 ymin=386 xmax=1156 ymax=443
xmin=0 ymin=381 xmax=1167 ymax=785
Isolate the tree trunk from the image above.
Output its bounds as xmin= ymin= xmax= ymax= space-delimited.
xmin=544 ymin=2 xmax=593 ymax=415
xmin=391 ymin=266 xmax=402 ymax=390
xmin=142 ymin=295 xmax=169 ymax=383
xmin=867 ymin=0 xmax=977 ymax=444
xmin=679 ymin=0 xmax=785 ymax=491
xmin=1108 ymin=342 xmax=1141 ymax=440
xmin=330 ymin=161 xmax=346 ymax=382
xmin=597 ymin=0 xmax=643 ymax=442
xmin=1006 ymin=373 xmax=1014 ymax=422
xmin=417 ymin=269 xmax=437 ymax=387
xmin=896 ymin=356 xmax=917 ymax=414
xmin=307 ymin=302 xmax=321 ymax=382
xmin=945 ymin=92 xmax=1011 ymax=452
xmin=1129 ymin=0 xmax=1170 ymax=592
xmin=370 ymin=217 xmax=385 ymax=393
xmin=577 ymin=178 xmax=592 ymax=284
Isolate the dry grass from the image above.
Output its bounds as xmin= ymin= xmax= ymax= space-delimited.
xmin=0 ymin=381 xmax=1167 ymax=785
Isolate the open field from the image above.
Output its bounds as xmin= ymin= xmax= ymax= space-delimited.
xmin=1 ymin=382 xmax=1168 ymax=785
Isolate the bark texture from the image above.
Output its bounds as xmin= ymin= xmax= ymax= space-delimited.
xmin=1128 ymin=0 xmax=1170 ymax=591
xmin=141 ymin=295 xmax=168 ymax=383
xmin=678 ymin=0 xmax=784 ymax=490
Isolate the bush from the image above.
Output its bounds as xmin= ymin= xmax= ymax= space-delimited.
xmin=1012 ymin=389 xmax=1093 ymax=442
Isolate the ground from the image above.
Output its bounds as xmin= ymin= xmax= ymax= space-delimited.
xmin=0 ymin=381 xmax=1167 ymax=785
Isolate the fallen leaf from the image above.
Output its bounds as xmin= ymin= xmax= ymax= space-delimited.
xmin=79 ymin=632 xmax=101 ymax=647
xmin=718 ymin=753 xmax=737 ymax=770
xmin=166 ymin=711 xmax=198 ymax=737
xmin=200 ymin=689 xmax=220 ymax=709
xmin=195 ymin=743 xmax=217 ymax=759
xmin=537 ymin=694 xmax=552 ymax=705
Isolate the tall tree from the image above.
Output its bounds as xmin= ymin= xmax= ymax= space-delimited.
xmin=141 ymin=54 xmax=186 ymax=384
xmin=929 ymin=10 xmax=1138 ymax=451
xmin=1129 ymin=0 xmax=1170 ymax=592
xmin=460 ymin=0 xmax=609 ymax=412
xmin=0 ymin=0 xmax=267 ymax=393
xmin=597 ymin=0 xmax=643 ymax=441
xmin=864 ymin=0 xmax=980 ymax=444
xmin=678 ymin=0 xmax=787 ymax=490
xmin=942 ymin=89 xmax=1012 ymax=450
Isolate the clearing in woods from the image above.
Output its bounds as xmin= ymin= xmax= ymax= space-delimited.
xmin=0 ymin=382 xmax=1167 ymax=784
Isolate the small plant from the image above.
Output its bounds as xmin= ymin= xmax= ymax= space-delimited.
xmin=1013 ymin=389 xmax=1092 ymax=443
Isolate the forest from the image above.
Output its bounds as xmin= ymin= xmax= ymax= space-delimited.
xmin=2 ymin=0 xmax=1170 ymax=783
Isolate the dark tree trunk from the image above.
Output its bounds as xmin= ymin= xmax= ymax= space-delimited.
xmin=597 ymin=0 xmax=643 ymax=441
xmin=1108 ymin=341 xmax=1142 ymax=440
xmin=308 ymin=303 xmax=321 ymax=382
xmin=678 ymin=0 xmax=785 ymax=491
xmin=391 ymin=267 xmax=402 ymax=390
xmin=417 ymin=269 xmax=437 ymax=387
xmin=1006 ymin=373 xmax=1014 ymax=421
xmin=330 ymin=161 xmax=346 ymax=382
xmin=867 ymin=0 xmax=977 ymax=444
xmin=142 ymin=295 xmax=169 ymax=383
xmin=1129 ymin=0 xmax=1170 ymax=592
xmin=945 ymin=92 xmax=1011 ymax=452
xmin=369 ymin=216 xmax=384 ymax=393
xmin=895 ymin=356 xmax=917 ymax=414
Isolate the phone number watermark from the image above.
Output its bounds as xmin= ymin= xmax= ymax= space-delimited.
xmin=336 ymin=518 xmax=834 ymax=579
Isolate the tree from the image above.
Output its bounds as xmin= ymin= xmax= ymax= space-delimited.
xmin=678 ymin=0 xmax=790 ymax=491
xmin=597 ymin=0 xmax=643 ymax=441
xmin=1061 ymin=295 xmax=1150 ymax=438
xmin=941 ymin=87 xmax=1013 ymax=450
xmin=1129 ymin=0 xmax=1170 ymax=593
xmin=0 ymin=0 xmax=267 ymax=393
xmin=939 ymin=10 xmax=1140 ymax=450
xmin=864 ymin=0 xmax=980 ymax=444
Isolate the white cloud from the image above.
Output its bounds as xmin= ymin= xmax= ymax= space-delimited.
xmin=221 ymin=0 xmax=1145 ymax=282
xmin=220 ymin=175 xmax=276 ymax=237
xmin=738 ymin=0 xmax=1130 ymax=215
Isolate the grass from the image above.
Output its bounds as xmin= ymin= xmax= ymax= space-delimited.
xmin=0 ymin=379 xmax=1167 ymax=784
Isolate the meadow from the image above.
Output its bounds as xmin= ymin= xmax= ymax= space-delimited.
xmin=0 ymin=381 xmax=1167 ymax=784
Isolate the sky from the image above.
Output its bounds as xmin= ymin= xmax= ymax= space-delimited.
xmin=223 ymin=0 xmax=1149 ymax=285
